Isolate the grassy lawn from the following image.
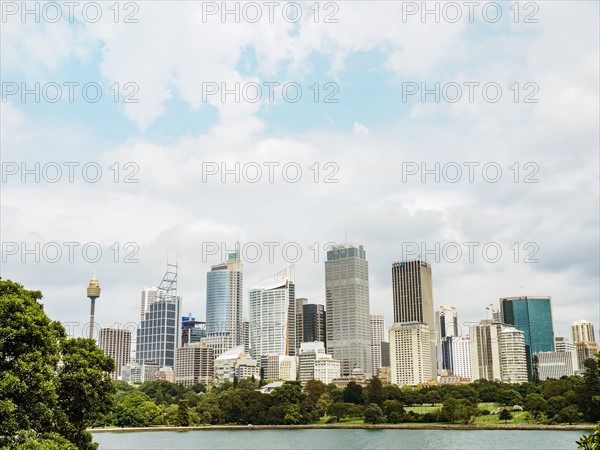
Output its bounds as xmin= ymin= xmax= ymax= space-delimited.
xmin=405 ymin=404 xmax=443 ymax=414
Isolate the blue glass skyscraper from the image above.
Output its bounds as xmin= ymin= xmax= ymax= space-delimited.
xmin=500 ymin=296 xmax=555 ymax=380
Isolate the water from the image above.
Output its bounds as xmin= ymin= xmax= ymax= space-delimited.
xmin=93 ymin=428 xmax=588 ymax=449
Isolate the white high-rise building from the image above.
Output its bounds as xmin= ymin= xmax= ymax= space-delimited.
xmin=98 ymin=327 xmax=132 ymax=379
xmin=389 ymin=322 xmax=432 ymax=387
xmin=140 ymin=287 xmax=159 ymax=323
xmin=571 ymin=320 xmax=596 ymax=343
xmin=370 ymin=313 xmax=386 ymax=371
xmin=278 ymin=355 xmax=298 ymax=381
xmin=175 ymin=342 xmax=214 ymax=387
xmin=449 ymin=335 xmax=472 ymax=380
xmin=326 ymin=244 xmax=372 ymax=377
xmin=470 ymin=320 xmax=528 ymax=384
xmin=571 ymin=320 xmax=600 ymax=370
xmin=435 ymin=305 xmax=458 ymax=373
xmin=249 ymin=268 xmax=295 ymax=358
xmin=499 ymin=327 xmax=528 ymax=383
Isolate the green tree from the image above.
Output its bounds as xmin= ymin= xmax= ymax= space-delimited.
xmin=316 ymin=392 xmax=333 ymax=417
xmin=271 ymin=381 xmax=305 ymax=406
xmin=577 ymin=422 xmax=600 ymax=449
xmin=177 ymin=399 xmax=190 ymax=426
xmin=499 ymin=409 xmax=513 ymax=423
xmin=456 ymin=399 xmax=479 ymax=424
xmin=56 ymin=338 xmax=116 ymax=448
xmin=424 ymin=390 xmax=442 ymax=406
xmin=343 ymin=381 xmax=364 ymax=404
xmin=6 ymin=431 xmax=78 ymax=450
xmin=524 ymin=393 xmax=547 ymax=420
xmin=305 ymin=379 xmax=328 ymax=408
xmin=283 ymin=404 xmax=303 ymax=424
xmin=578 ymin=356 xmax=600 ymax=422
xmin=116 ymin=390 xmax=162 ymax=427
xmin=0 ymin=279 xmax=115 ymax=449
xmin=363 ymin=403 xmax=385 ymax=424
xmin=441 ymin=398 xmax=460 ymax=423
xmin=0 ymin=280 xmax=66 ymax=447
xmin=366 ymin=377 xmax=385 ymax=407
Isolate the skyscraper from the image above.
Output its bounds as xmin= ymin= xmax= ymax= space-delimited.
xmin=571 ymin=320 xmax=596 ymax=342
xmin=295 ymin=298 xmax=308 ymax=354
xmin=571 ymin=320 xmax=600 ymax=370
xmin=136 ymin=263 xmax=181 ymax=368
xmin=303 ymin=303 xmax=326 ymax=346
xmin=500 ymin=296 xmax=555 ymax=379
xmin=249 ymin=267 xmax=295 ymax=358
xmin=469 ymin=320 xmax=528 ymax=384
xmin=205 ymin=251 xmax=243 ymax=356
xmin=140 ymin=287 xmax=159 ymax=323
xmin=98 ymin=327 xmax=131 ymax=379
xmin=181 ymin=315 xmax=206 ymax=346
xmin=389 ymin=322 xmax=432 ymax=386
xmin=325 ymin=243 xmax=372 ymax=377
xmin=392 ymin=260 xmax=436 ymax=377
xmin=370 ymin=313 xmax=385 ymax=372
xmin=435 ymin=305 xmax=458 ymax=372
xmin=449 ymin=335 xmax=472 ymax=380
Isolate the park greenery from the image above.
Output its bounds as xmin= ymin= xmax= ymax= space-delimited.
xmin=1 ymin=278 xmax=599 ymax=449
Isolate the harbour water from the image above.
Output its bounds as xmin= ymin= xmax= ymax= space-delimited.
xmin=93 ymin=428 xmax=588 ymax=449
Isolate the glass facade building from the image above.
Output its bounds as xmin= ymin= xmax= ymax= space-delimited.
xmin=136 ymin=296 xmax=181 ymax=368
xmin=205 ymin=252 xmax=243 ymax=353
xmin=500 ymin=296 xmax=555 ymax=379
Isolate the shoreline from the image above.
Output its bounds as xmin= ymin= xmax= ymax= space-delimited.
xmin=90 ymin=424 xmax=596 ymax=433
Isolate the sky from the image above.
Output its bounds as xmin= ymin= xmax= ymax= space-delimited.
xmin=1 ymin=1 xmax=599 ymax=343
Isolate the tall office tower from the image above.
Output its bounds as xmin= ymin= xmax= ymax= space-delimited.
xmin=370 ymin=313 xmax=386 ymax=371
xmin=498 ymin=327 xmax=528 ymax=383
xmin=303 ymin=303 xmax=326 ymax=345
xmin=295 ymin=298 xmax=308 ymax=354
xmin=500 ymin=296 xmax=555 ymax=379
xmin=181 ymin=315 xmax=206 ymax=346
xmin=571 ymin=320 xmax=600 ymax=370
xmin=140 ymin=287 xmax=159 ymax=323
xmin=98 ymin=327 xmax=132 ymax=379
xmin=175 ymin=342 xmax=214 ymax=387
xmin=449 ymin=336 xmax=472 ymax=380
xmin=470 ymin=320 xmax=528 ymax=384
xmin=435 ymin=305 xmax=458 ymax=372
xmin=392 ymin=260 xmax=436 ymax=377
xmin=325 ymin=243 xmax=372 ymax=377
xmin=249 ymin=267 xmax=295 ymax=359
xmin=470 ymin=320 xmax=503 ymax=382
xmin=136 ymin=263 xmax=181 ymax=368
xmin=536 ymin=337 xmax=578 ymax=380
xmin=571 ymin=319 xmax=596 ymax=342
xmin=389 ymin=322 xmax=432 ymax=386
xmin=205 ymin=251 xmax=243 ymax=356
xmin=86 ymin=275 xmax=101 ymax=340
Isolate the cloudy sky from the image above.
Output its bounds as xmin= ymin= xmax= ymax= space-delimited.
xmin=1 ymin=1 xmax=598 ymax=342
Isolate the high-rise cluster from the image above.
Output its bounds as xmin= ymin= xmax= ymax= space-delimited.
xmin=88 ymin=242 xmax=596 ymax=389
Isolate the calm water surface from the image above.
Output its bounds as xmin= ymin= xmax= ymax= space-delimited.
xmin=93 ymin=429 xmax=587 ymax=449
